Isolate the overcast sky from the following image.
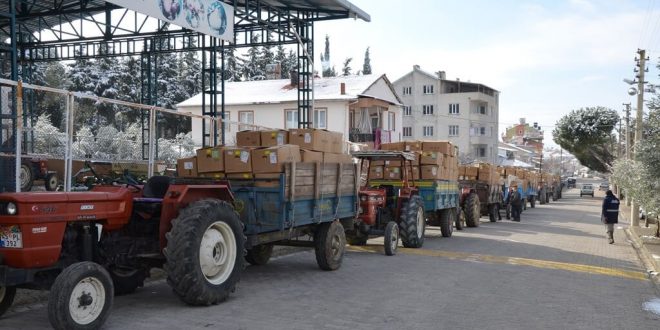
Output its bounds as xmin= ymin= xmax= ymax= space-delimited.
xmin=313 ymin=0 xmax=660 ymax=146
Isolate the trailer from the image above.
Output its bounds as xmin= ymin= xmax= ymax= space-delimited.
xmin=459 ymin=180 xmax=502 ymax=224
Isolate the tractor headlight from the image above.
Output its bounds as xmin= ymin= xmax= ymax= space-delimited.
xmin=358 ymin=206 xmax=364 ymax=214
xmin=6 ymin=202 xmax=17 ymax=215
xmin=360 ymin=195 xmax=367 ymax=202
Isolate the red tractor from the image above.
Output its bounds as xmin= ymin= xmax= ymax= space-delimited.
xmin=0 ymin=176 xmax=246 ymax=329
xmin=348 ymin=151 xmax=425 ymax=255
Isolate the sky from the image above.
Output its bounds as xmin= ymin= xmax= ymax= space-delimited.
xmin=312 ymin=0 xmax=660 ymax=146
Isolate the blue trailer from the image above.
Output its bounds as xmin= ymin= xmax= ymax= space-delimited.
xmin=230 ymin=162 xmax=358 ymax=269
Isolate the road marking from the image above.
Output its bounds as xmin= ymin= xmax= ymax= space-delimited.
xmin=346 ymin=245 xmax=648 ymax=281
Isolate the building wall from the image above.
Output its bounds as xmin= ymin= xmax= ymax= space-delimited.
xmin=393 ymin=68 xmax=499 ymax=164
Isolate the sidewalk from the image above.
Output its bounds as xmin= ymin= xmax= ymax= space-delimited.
xmin=619 ymin=199 xmax=660 ymax=291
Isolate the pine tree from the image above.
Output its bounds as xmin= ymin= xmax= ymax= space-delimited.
xmin=342 ymin=57 xmax=353 ymax=76
xmin=66 ymin=56 xmax=99 ymax=129
xmin=115 ymin=56 xmax=142 ymax=129
xmin=241 ymin=35 xmax=264 ymax=80
xmin=179 ymin=37 xmax=202 ymax=97
xmin=320 ymin=35 xmax=336 ymax=77
xmin=39 ymin=62 xmax=67 ymax=127
xmin=93 ymin=44 xmax=121 ymax=127
xmin=362 ymin=47 xmax=372 ymax=75
xmin=258 ymin=33 xmax=275 ymax=79
xmin=223 ymin=46 xmax=242 ymax=81
xmin=285 ymin=49 xmax=298 ymax=79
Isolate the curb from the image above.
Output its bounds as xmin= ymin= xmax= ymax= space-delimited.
xmin=624 ymin=227 xmax=660 ymax=294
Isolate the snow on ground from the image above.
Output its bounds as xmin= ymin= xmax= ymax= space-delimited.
xmin=642 ymin=298 xmax=660 ymax=316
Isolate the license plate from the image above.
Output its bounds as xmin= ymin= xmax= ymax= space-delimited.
xmin=0 ymin=225 xmax=22 ymax=248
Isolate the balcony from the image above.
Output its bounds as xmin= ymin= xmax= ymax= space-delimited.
xmin=349 ymin=129 xmax=391 ymax=149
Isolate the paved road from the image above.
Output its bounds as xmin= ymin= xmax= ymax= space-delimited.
xmin=3 ymin=186 xmax=660 ymax=329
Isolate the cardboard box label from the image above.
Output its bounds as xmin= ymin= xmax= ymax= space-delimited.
xmin=304 ymin=133 xmax=311 ymax=143
xmin=184 ymin=161 xmax=193 ymax=170
xmin=240 ymin=151 xmax=249 ymax=163
xmin=270 ymin=153 xmax=277 ymax=164
xmin=276 ymin=133 xmax=284 ymax=145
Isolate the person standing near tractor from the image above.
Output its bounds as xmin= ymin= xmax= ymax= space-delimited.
xmin=601 ymin=190 xmax=620 ymax=244
xmin=506 ymin=185 xmax=523 ymax=222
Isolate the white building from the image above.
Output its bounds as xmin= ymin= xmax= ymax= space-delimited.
xmin=392 ymin=65 xmax=499 ymax=164
xmin=177 ymin=74 xmax=403 ymax=148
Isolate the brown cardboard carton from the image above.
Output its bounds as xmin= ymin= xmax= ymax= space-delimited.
xmin=226 ymin=173 xmax=254 ymax=179
xmin=380 ymin=142 xmax=406 ymax=151
xmin=288 ymin=128 xmax=343 ymax=153
xmin=405 ymin=141 xmax=423 ymax=151
xmin=420 ymin=151 xmax=444 ymax=165
xmin=300 ymin=149 xmax=323 ymax=163
xmin=323 ymin=152 xmax=353 ymax=164
xmin=420 ymin=165 xmax=440 ymax=180
xmin=177 ymin=157 xmax=198 ymax=177
xmin=236 ymin=130 xmax=261 ymax=146
xmin=198 ymin=172 xmax=225 ymax=179
xmin=254 ymin=173 xmax=282 ymax=187
xmin=405 ymin=166 xmax=420 ymax=180
xmin=224 ymin=147 xmax=253 ymax=173
xmin=384 ymin=166 xmax=402 ymax=180
xmin=465 ymin=166 xmax=479 ymax=177
xmin=251 ymin=144 xmax=301 ymax=174
xmin=196 ymin=146 xmax=224 ymax=173
xmin=369 ymin=166 xmax=384 ymax=179
xmin=260 ymin=130 xmax=289 ymax=147
xmin=458 ymin=165 xmax=467 ymax=176
xmin=422 ymin=141 xmax=453 ymax=155
xmin=372 ymin=159 xmax=402 ymax=166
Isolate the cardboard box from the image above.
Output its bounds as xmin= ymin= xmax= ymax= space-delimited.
xmin=405 ymin=141 xmax=423 ymax=151
xmin=224 ymin=147 xmax=253 ymax=173
xmin=251 ymin=144 xmax=301 ymax=174
xmin=196 ymin=146 xmax=224 ymax=173
xmin=380 ymin=142 xmax=406 ymax=151
xmin=405 ymin=166 xmax=420 ymax=180
xmin=465 ymin=166 xmax=479 ymax=177
xmin=458 ymin=165 xmax=467 ymax=176
xmin=323 ymin=152 xmax=353 ymax=164
xmin=369 ymin=166 xmax=384 ymax=179
xmin=288 ymin=129 xmax=343 ymax=153
xmin=177 ymin=157 xmax=198 ymax=177
xmin=420 ymin=165 xmax=440 ymax=180
xmin=300 ymin=149 xmax=323 ymax=163
xmin=420 ymin=151 xmax=444 ymax=165
xmin=236 ymin=130 xmax=261 ymax=146
xmin=254 ymin=173 xmax=282 ymax=187
xmin=422 ymin=141 xmax=453 ymax=155
xmin=198 ymin=172 xmax=225 ymax=179
xmin=372 ymin=159 xmax=402 ymax=166
xmin=226 ymin=173 xmax=254 ymax=179
xmin=384 ymin=166 xmax=402 ymax=180
xmin=260 ymin=130 xmax=288 ymax=147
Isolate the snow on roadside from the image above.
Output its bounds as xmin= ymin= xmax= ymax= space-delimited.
xmin=642 ymin=298 xmax=660 ymax=316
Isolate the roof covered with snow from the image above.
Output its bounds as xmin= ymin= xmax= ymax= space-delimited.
xmin=177 ymin=74 xmax=401 ymax=108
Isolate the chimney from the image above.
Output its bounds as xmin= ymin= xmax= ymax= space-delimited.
xmin=436 ymin=71 xmax=446 ymax=80
xmin=340 ymin=82 xmax=346 ymax=95
xmin=519 ymin=118 xmax=526 ymax=125
xmin=413 ymin=64 xmax=420 ymax=70
xmin=290 ymin=71 xmax=299 ymax=86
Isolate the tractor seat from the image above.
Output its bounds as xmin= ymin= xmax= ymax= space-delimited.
xmin=142 ymin=176 xmax=171 ymax=199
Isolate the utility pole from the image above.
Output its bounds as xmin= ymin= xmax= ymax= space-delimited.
xmin=631 ymin=49 xmax=647 ymax=227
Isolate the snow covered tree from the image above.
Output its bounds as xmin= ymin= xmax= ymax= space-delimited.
xmin=552 ymin=107 xmax=619 ymax=173
xmin=341 ymin=57 xmax=353 ymax=76
xmin=240 ymin=35 xmax=264 ymax=80
xmin=222 ymin=46 xmax=242 ymax=81
xmin=33 ymin=114 xmax=66 ymax=156
xmin=284 ymin=49 xmax=298 ymax=79
xmin=362 ymin=47 xmax=372 ymax=75
xmin=259 ymin=32 xmax=275 ymax=78
xmin=179 ymin=37 xmax=202 ymax=97
xmin=93 ymin=44 xmax=121 ymax=127
xmin=40 ymin=62 xmax=68 ymax=127
xmin=66 ymin=56 xmax=99 ymax=129
xmin=114 ymin=57 xmax=142 ymax=128
xmin=320 ymin=35 xmax=336 ymax=77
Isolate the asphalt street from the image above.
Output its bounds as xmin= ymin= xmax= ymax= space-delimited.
xmin=2 ymin=183 xmax=659 ymax=329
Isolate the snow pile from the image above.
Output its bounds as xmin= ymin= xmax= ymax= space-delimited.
xmin=642 ymin=298 xmax=660 ymax=316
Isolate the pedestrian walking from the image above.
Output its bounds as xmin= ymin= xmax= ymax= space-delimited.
xmin=601 ymin=190 xmax=620 ymax=244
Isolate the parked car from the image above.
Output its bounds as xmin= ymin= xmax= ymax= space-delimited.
xmin=599 ymin=182 xmax=609 ymax=191
xmin=580 ymin=184 xmax=594 ymax=197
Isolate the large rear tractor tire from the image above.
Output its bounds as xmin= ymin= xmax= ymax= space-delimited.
xmin=488 ymin=204 xmax=497 ymax=222
xmin=45 ymin=173 xmax=59 ymax=191
xmin=19 ymin=163 xmax=33 ymax=192
xmin=399 ymin=195 xmax=426 ymax=248
xmin=439 ymin=209 xmax=455 ymax=238
xmin=383 ymin=221 xmax=399 ymax=256
xmin=47 ymin=262 xmax=114 ymax=330
xmin=464 ymin=193 xmax=481 ymax=228
xmin=0 ymin=286 xmax=16 ymax=317
xmin=314 ymin=221 xmax=346 ymax=270
xmin=164 ymin=199 xmax=245 ymax=306
xmin=245 ymin=244 xmax=274 ymax=266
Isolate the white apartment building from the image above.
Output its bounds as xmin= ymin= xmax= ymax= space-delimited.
xmin=392 ymin=65 xmax=499 ymax=164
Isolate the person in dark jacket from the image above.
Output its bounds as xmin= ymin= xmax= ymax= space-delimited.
xmin=601 ymin=190 xmax=620 ymax=244
xmin=508 ymin=185 xmax=522 ymax=222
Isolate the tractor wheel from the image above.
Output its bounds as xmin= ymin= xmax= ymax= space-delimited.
xmin=108 ymin=266 xmax=146 ymax=295
xmin=314 ymin=221 xmax=346 ymax=271
xmin=488 ymin=204 xmax=497 ymax=222
xmin=0 ymin=286 xmax=16 ymax=317
xmin=399 ymin=195 xmax=425 ymax=248
xmin=245 ymin=244 xmax=274 ymax=266
xmin=48 ymin=262 xmax=114 ymax=330
xmin=464 ymin=193 xmax=480 ymax=228
xmin=530 ymin=197 xmax=536 ymax=208
xmin=45 ymin=173 xmax=59 ymax=191
xmin=19 ymin=163 xmax=33 ymax=192
xmin=439 ymin=209 xmax=455 ymax=238
xmin=455 ymin=208 xmax=465 ymax=231
xmin=164 ymin=199 xmax=245 ymax=306
xmin=383 ymin=221 xmax=399 ymax=256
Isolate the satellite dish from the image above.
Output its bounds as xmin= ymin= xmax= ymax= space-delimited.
xmin=628 ymin=87 xmax=638 ymax=96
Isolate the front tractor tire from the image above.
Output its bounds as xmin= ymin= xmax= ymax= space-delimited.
xmin=399 ymin=195 xmax=426 ymax=248
xmin=314 ymin=220 xmax=346 ymax=270
xmin=383 ymin=221 xmax=400 ymax=256
xmin=245 ymin=244 xmax=274 ymax=266
xmin=164 ymin=199 xmax=245 ymax=306
xmin=45 ymin=173 xmax=59 ymax=191
xmin=47 ymin=262 xmax=114 ymax=330
xmin=0 ymin=286 xmax=17 ymax=317
xmin=19 ymin=163 xmax=33 ymax=192
xmin=464 ymin=193 xmax=481 ymax=227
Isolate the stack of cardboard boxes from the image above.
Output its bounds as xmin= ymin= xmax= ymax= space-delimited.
xmin=177 ymin=128 xmax=351 ymax=179
xmin=458 ymin=163 xmax=500 ymax=186
xmin=370 ymin=140 xmax=458 ymax=181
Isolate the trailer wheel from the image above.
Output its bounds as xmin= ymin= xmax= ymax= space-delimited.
xmin=455 ymin=208 xmax=465 ymax=230
xmin=0 ymin=286 xmax=16 ymax=317
xmin=245 ymin=244 xmax=274 ymax=266
xmin=19 ymin=163 xmax=33 ymax=192
xmin=439 ymin=209 xmax=455 ymax=238
xmin=399 ymin=195 xmax=425 ymax=248
xmin=45 ymin=173 xmax=59 ymax=191
xmin=48 ymin=262 xmax=114 ymax=330
xmin=383 ymin=221 xmax=399 ymax=256
xmin=464 ymin=193 xmax=480 ymax=228
xmin=314 ymin=220 xmax=346 ymax=271
xmin=108 ymin=266 xmax=146 ymax=295
xmin=164 ymin=199 xmax=245 ymax=305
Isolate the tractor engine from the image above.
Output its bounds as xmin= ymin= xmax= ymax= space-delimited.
xmin=357 ymin=189 xmax=386 ymax=226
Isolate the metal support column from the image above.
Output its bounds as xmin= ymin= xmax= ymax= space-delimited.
xmin=296 ymin=16 xmax=314 ymax=128
xmin=201 ymin=35 xmax=223 ymax=147
xmin=0 ymin=0 xmax=18 ymax=192
xmin=140 ymin=46 xmax=155 ymax=160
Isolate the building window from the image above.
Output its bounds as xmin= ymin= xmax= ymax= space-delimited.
xmin=239 ymin=111 xmax=254 ymax=130
xmin=387 ymin=112 xmax=396 ymax=131
xmin=480 ymin=127 xmax=486 ymax=136
xmin=402 ymin=86 xmax=412 ymax=95
xmin=423 ymin=84 xmax=434 ymax=94
xmin=474 ymin=105 xmax=487 ymax=115
xmin=403 ymin=106 xmax=412 ymax=116
xmin=423 ymin=105 xmax=434 ymax=115
xmin=475 ymin=145 xmax=486 ymax=158
xmin=314 ymin=108 xmax=327 ymax=129
xmin=449 ymin=103 xmax=459 ymax=114
xmin=285 ymin=109 xmax=298 ymax=129
xmin=423 ymin=126 xmax=434 ymax=137
xmin=449 ymin=125 xmax=459 ymax=136
xmin=223 ymin=112 xmax=231 ymax=132
xmin=403 ymin=126 xmax=412 ymax=137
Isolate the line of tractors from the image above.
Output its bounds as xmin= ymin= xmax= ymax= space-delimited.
xmin=0 ymin=140 xmax=564 ymax=330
